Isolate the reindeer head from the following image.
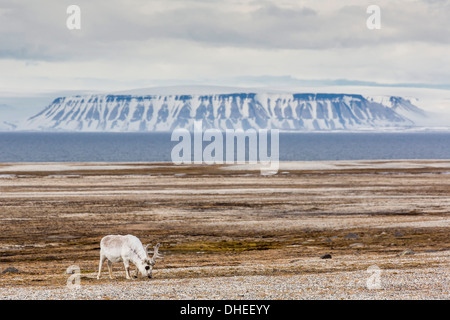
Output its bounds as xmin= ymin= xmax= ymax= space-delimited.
xmin=141 ymin=243 xmax=163 ymax=279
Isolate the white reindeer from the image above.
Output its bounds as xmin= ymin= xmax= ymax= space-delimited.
xmin=97 ymin=235 xmax=163 ymax=280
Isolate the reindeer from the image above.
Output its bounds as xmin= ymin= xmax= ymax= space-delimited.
xmin=96 ymin=235 xmax=163 ymax=280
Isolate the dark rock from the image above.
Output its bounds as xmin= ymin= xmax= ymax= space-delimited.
xmin=320 ymin=254 xmax=332 ymax=259
xmin=2 ymin=267 xmax=20 ymax=274
xmin=344 ymin=233 xmax=360 ymax=240
xmin=394 ymin=231 xmax=404 ymax=238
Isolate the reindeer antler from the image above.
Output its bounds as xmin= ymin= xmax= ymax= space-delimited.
xmin=146 ymin=243 xmax=163 ymax=259
xmin=145 ymin=244 xmax=152 ymax=257
xmin=152 ymin=243 xmax=163 ymax=260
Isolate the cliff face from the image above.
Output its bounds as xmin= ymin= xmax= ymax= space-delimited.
xmin=24 ymin=93 xmax=424 ymax=132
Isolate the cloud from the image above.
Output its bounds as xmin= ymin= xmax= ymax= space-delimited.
xmin=0 ymin=0 xmax=450 ymax=94
xmin=1 ymin=0 xmax=449 ymax=62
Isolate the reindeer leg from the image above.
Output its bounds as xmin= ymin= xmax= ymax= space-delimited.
xmin=123 ymin=260 xmax=132 ymax=280
xmin=97 ymin=254 xmax=106 ymax=279
xmin=107 ymin=260 xmax=113 ymax=279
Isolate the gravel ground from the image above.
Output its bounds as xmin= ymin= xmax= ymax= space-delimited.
xmin=1 ymin=251 xmax=448 ymax=300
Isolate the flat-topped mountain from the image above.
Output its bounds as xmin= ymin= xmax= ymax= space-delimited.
xmin=23 ymin=92 xmax=426 ymax=131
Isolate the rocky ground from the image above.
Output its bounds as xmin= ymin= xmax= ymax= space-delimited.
xmin=0 ymin=161 xmax=449 ymax=300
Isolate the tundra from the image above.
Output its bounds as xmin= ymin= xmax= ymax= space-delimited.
xmin=97 ymin=235 xmax=162 ymax=280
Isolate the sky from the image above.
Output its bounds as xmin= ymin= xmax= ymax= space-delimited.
xmin=1 ymin=0 xmax=450 ymax=96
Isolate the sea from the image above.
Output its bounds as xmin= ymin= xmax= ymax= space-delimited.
xmin=0 ymin=132 xmax=449 ymax=163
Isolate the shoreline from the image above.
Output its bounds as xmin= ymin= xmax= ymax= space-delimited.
xmin=1 ymin=159 xmax=450 ymax=173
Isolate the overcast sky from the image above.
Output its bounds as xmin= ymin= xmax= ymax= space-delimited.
xmin=1 ymin=0 xmax=450 ymax=95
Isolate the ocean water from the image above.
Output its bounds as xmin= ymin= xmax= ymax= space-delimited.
xmin=0 ymin=132 xmax=449 ymax=163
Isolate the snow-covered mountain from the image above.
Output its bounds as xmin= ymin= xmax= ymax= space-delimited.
xmin=22 ymin=92 xmax=428 ymax=132
xmin=0 ymin=104 xmax=20 ymax=131
xmin=0 ymin=121 xmax=16 ymax=131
